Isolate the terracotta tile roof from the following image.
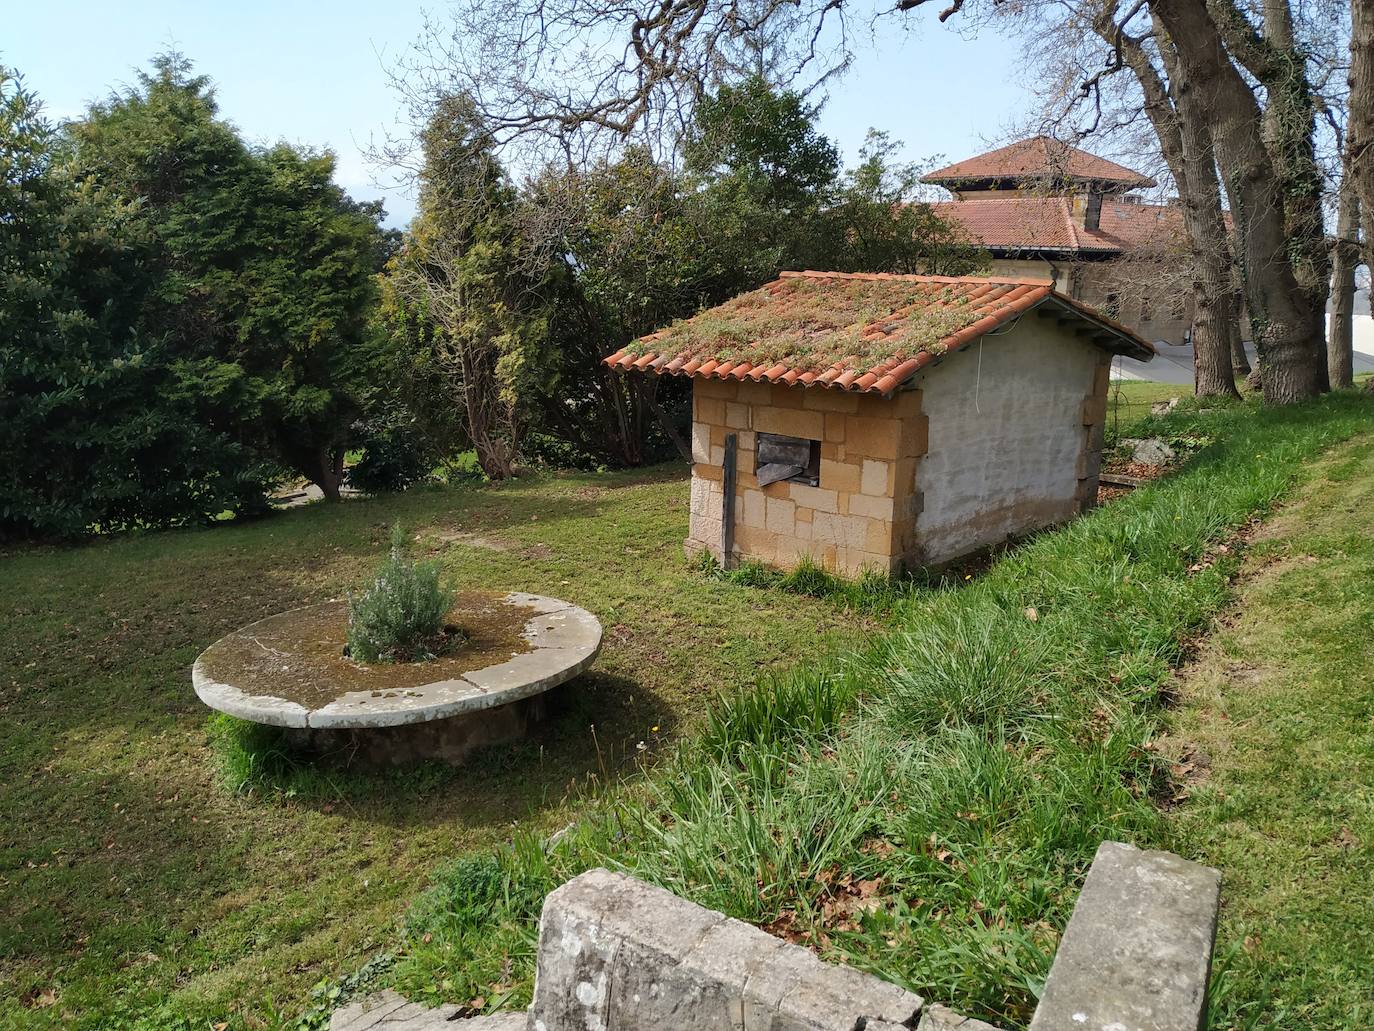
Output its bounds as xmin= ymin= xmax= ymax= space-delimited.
xmin=604 ymin=271 xmax=1154 ymax=397
xmin=933 ymin=197 xmax=1188 ymax=255
xmin=923 ymin=136 xmax=1156 ymax=190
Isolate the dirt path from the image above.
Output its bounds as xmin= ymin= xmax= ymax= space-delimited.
xmin=1162 ymin=438 xmax=1374 ymax=1029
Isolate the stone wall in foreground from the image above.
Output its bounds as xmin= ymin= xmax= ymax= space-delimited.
xmin=334 ymin=841 xmax=1220 ymax=1031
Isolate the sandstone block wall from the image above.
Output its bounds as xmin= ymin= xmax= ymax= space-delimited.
xmin=687 ymin=379 xmax=928 ymax=577
xmin=1077 ymin=353 xmax=1111 ymax=510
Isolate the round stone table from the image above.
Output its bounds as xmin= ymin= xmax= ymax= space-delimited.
xmin=192 ymin=591 xmax=602 ymax=765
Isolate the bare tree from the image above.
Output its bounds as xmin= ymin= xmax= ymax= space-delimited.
xmin=1330 ymin=175 xmax=1360 ymax=387
xmin=1351 ymin=0 xmax=1374 ymax=319
xmin=1084 ymin=4 xmax=1242 ymax=396
xmin=398 ymin=0 xmax=1336 ymax=402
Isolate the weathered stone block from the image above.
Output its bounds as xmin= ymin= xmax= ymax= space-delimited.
xmin=823 ymin=413 xmax=846 ymax=442
xmin=692 ymin=422 xmax=711 ymax=464
xmin=917 ymin=1003 xmax=1002 ymax=1030
xmin=766 ymin=496 xmax=797 ymax=536
xmin=774 ymin=958 xmax=923 ymax=1029
xmin=801 ymin=389 xmax=860 ymax=413
xmin=754 ymin=406 xmax=825 ymax=441
xmin=809 ymin=511 xmax=861 ymax=548
xmin=696 ymin=378 xmax=739 ymax=400
xmin=768 ymin=383 xmax=805 ymax=408
xmin=848 ymin=492 xmax=896 ymax=522
xmin=697 ymin=396 xmax=727 ymax=426
xmin=531 ymin=869 xmax=925 ymax=1031
xmin=690 ymin=513 xmax=722 ymax=551
xmin=891 ymin=388 xmax=922 ymax=418
xmin=531 ymin=870 xmax=728 ymax=1031
xmin=819 ymin=458 xmax=863 ymax=494
xmin=788 ymin=484 xmax=839 ymax=514
xmin=742 ymin=490 xmax=766 ymax=528
xmin=860 ymin=458 xmax=890 ymax=496
xmin=690 ymin=477 xmax=710 ymax=518
xmin=1081 ymin=393 xmax=1108 ymax=427
xmin=736 ymin=380 xmax=774 ymax=406
xmin=864 ymin=516 xmax=895 ymax=555
xmin=843 ymin=415 xmax=902 ymax=459
xmin=331 ymin=990 xmax=526 ymax=1030
xmin=725 ymin=402 xmax=751 ymax=429
xmin=1092 ymin=361 xmax=1111 ymax=397
xmin=1028 ymin=841 xmax=1221 ymax=1031
xmin=834 ymin=547 xmax=897 ymax=577
xmin=900 ymin=414 xmax=931 ymax=458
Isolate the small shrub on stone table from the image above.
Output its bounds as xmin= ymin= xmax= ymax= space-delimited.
xmin=347 ymin=524 xmax=456 ymax=662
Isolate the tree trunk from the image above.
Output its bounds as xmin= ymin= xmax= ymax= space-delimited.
xmin=1217 ymin=0 xmax=1330 ymax=388
xmin=1351 ymin=0 xmax=1374 ymax=313
xmin=1228 ymin=291 xmax=1251 ymax=377
xmin=1124 ymin=21 xmax=1238 ymax=397
xmin=638 ymin=375 xmax=692 ymax=463
xmin=458 ymin=340 xmax=518 ymax=480
xmin=1152 ymin=0 xmax=1322 ymax=404
xmin=1192 ymin=283 xmax=1239 ymax=395
xmin=307 ymin=446 xmax=344 ymax=501
xmin=1330 ymin=174 xmax=1359 ymax=389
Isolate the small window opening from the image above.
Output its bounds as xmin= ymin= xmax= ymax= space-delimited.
xmin=756 ymin=432 xmax=820 ymax=487
xmin=1139 ymin=294 xmax=1153 ymax=323
xmin=1103 ymin=292 xmax=1122 ymax=320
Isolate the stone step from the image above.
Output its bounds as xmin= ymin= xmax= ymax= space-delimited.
xmin=330 ymin=990 xmax=528 ymax=1031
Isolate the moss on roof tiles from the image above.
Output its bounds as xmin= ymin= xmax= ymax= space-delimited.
xmin=623 ymin=277 xmax=982 ymax=372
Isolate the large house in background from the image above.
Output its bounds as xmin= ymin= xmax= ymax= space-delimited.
xmin=924 ymin=137 xmax=1197 ymax=346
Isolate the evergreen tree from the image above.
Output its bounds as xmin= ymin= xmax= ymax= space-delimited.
xmin=384 ymin=93 xmax=549 ymax=479
xmin=0 ymin=66 xmax=266 ymax=537
xmin=68 ymin=54 xmax=388 ymax=500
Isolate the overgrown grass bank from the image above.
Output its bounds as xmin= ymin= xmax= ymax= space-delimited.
xmin=394 ymin=393 xmax=1374 ymax=1029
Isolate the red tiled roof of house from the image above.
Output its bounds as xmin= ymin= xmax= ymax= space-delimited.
xmin=933 ymin=197 xmax=1189 ymax=255
xmin=923 ymin=136 xmax=1156 ymax=190
xmin=604 ymin=271 xmax=1154 ymax=397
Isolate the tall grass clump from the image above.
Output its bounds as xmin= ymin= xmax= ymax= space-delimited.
xmin=700 ymin=666 xmax=856 ymax=760
xmin=699 ymin=551 xmax=917 ymax=613
xmin=390 ymin=394 xmax=1374 ymax=1029
xmin=347 ymin=523 xmax=456 ymax=662
xmin=876 ymin=598 xmax=1048 ymax=734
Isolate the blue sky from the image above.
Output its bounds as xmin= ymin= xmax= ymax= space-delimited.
xmin=7 ymin=1 xmax=1032 ymax=227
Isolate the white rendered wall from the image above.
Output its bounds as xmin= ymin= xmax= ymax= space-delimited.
xmin=914 ymin=320 xmax=1099 ymax=565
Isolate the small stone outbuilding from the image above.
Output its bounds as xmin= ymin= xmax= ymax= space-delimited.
xmin=605 ymin=271 xmax=1154 ymax=576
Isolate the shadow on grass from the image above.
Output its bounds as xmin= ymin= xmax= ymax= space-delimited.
xmin=209 ymin=671 xmax=675 ymax=818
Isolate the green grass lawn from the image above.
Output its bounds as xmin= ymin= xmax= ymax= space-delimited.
xmin=0 ymin=466 xmax=879 ymax=1029
xmin=384 ymin=393 xmax=1374 ymax=1030
xmin=1105 ymin=378 xmax=1188 ymax=442
xmin=6 ymin=391 xmax=1374 ymax=1030
xmin=1164 ymin=442 xmax=1374 ymax=1029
